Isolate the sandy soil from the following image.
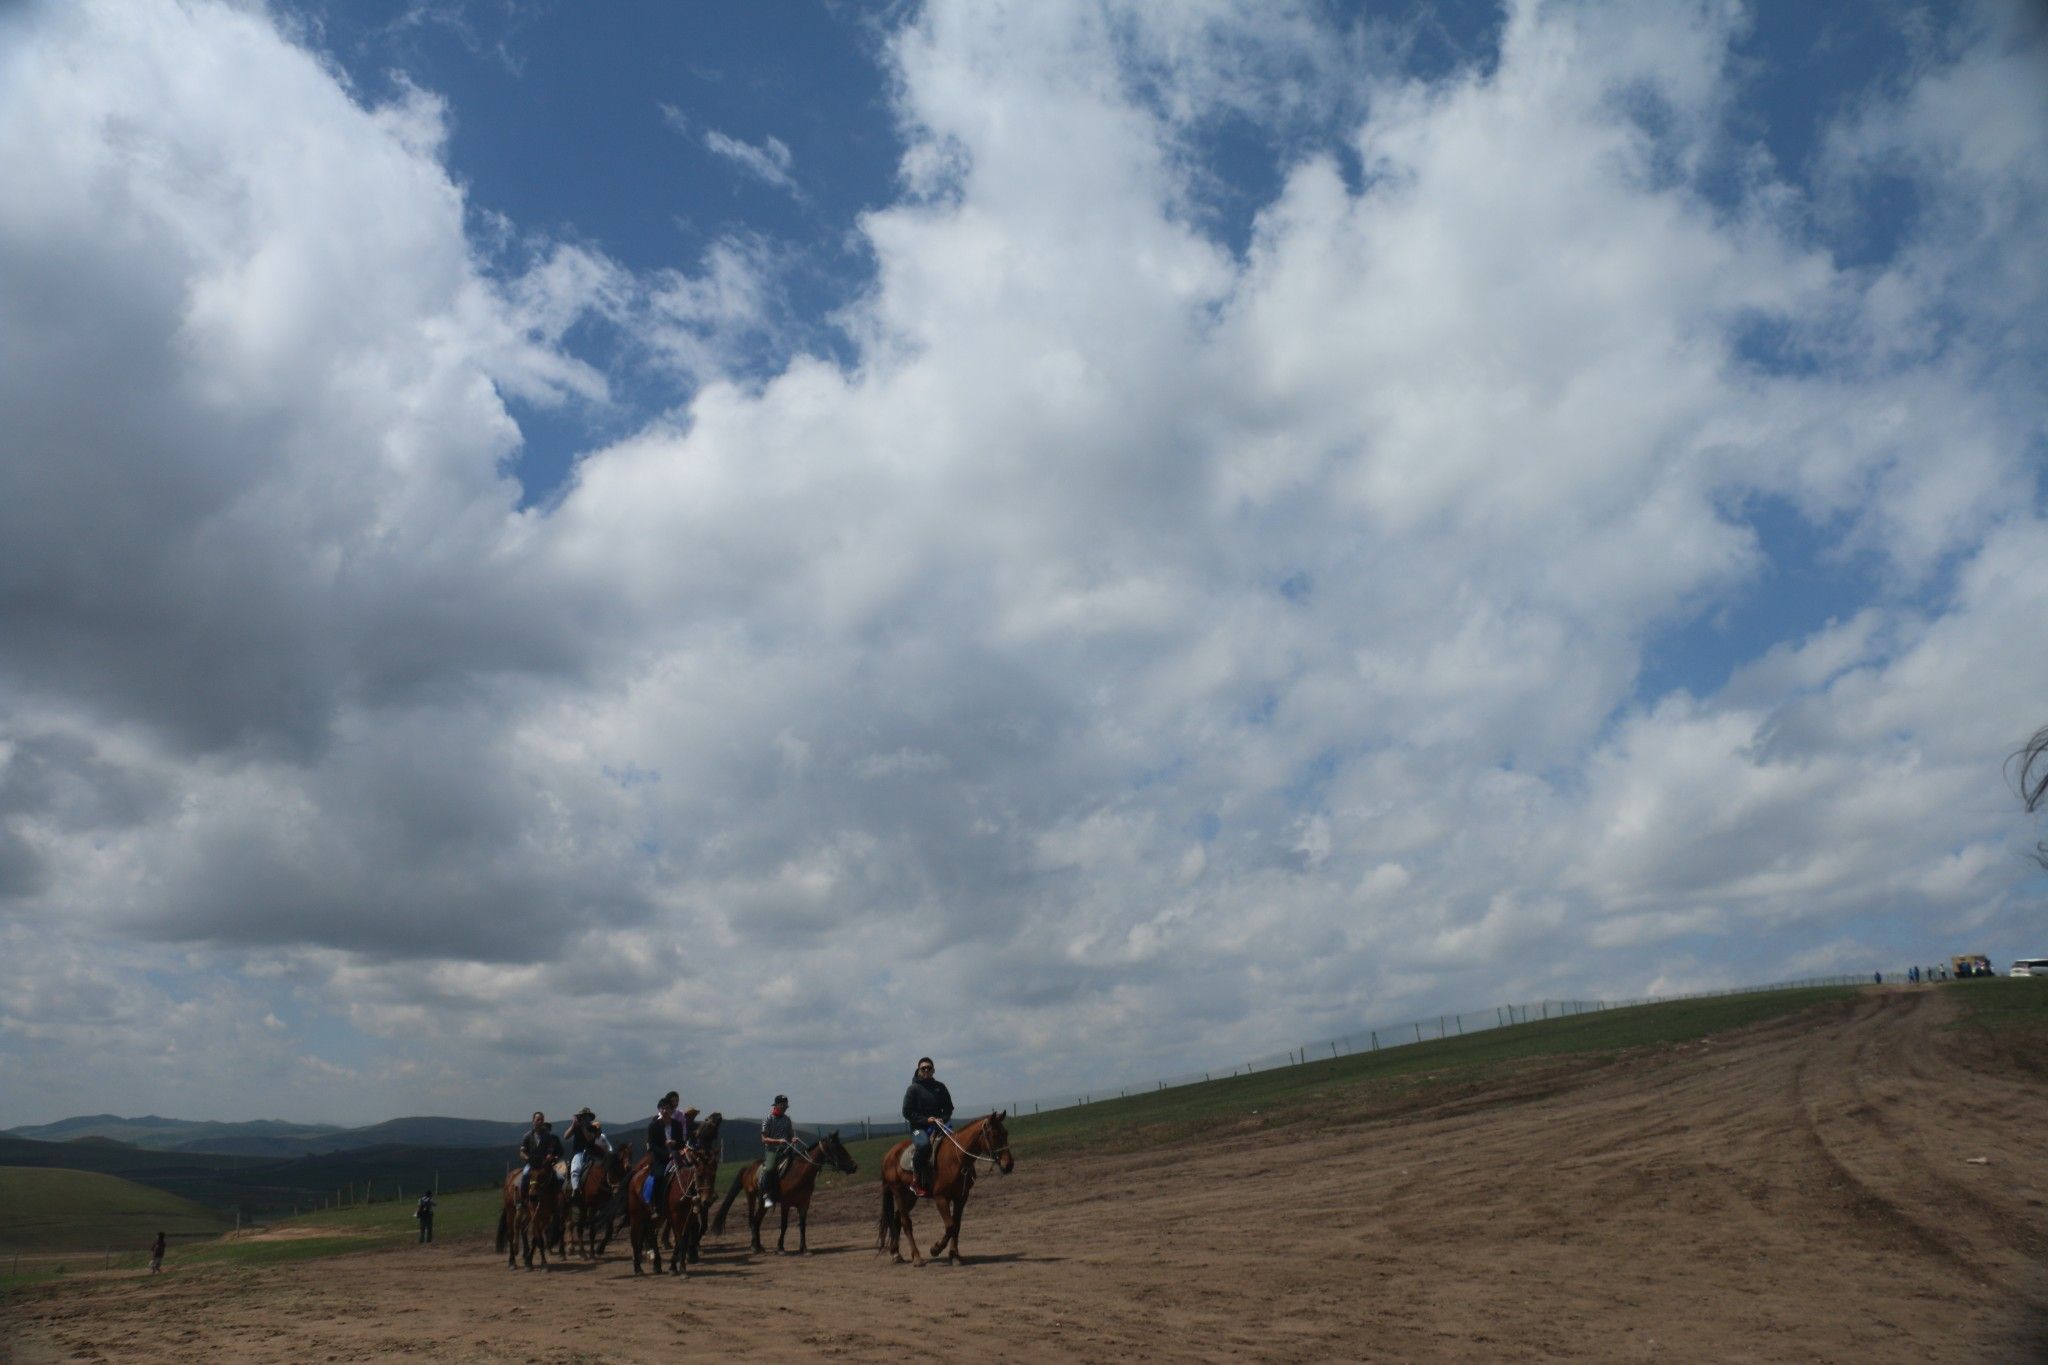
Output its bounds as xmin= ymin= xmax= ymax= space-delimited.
xmin=4 ymin=987 xmax=2044 ymax=1363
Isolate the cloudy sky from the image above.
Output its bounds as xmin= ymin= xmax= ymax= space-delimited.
xmin=0 ymin=0 xmax=2043 ymax=1129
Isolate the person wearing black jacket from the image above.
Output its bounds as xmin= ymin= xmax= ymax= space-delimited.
xmin=900 ymin=1057 xmax=954 ymax=1193
xmin=515 ymin=1112 xmax=563 ymax=1196
xmin=645 ymin=1091 xmax=699 ymax=1197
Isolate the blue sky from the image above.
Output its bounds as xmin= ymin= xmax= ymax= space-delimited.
xmin=0 ymin=0 xmax=2042 ymax=1127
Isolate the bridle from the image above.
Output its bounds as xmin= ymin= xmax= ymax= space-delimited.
xmin=938 ymin=1117 xmax=1012 ymax=1175
xmin=783 ymin=1133 xmax=853 ymax=1173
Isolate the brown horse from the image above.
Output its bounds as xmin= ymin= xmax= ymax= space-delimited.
xmin=680 ymin=1112 xmax=722 ymax=1264
xmin=714 ymin=1129 xmax=858 ymax=1254
xmin=568 ymin=1141 xmax=631 ymax=1259
xmin=495 ymin=1160 xmax=567 ymax=1269
xmin=626 ymin=1148 xmax=700 ymax=1276
xmin=877 ymin=1112 xmax=1012 ymax=1266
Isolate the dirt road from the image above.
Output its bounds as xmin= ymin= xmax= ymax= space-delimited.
xmin=4 ymin=988 xmax=2043 ymax=1362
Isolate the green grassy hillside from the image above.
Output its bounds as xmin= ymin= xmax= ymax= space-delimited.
xmin=806 ymin=984 xmax=1860 ymax=1190
xmin=0 ymin=1133 xmax=507 ymax=1221
xmin=0 ymin=1168 xmax=229 ymax=1253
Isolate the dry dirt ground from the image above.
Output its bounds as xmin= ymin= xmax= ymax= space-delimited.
xmin=4 ymin=987 xmax=2044 ymax=1363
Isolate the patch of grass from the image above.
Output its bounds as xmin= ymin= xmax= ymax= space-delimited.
xmin=0 ymin=1168 xmax=228 ymax=1253
xmin=1943 ymin=975 xmax=2048 ymax=1026
xmin=231 ymin=1186 xmax=504 ymax=1246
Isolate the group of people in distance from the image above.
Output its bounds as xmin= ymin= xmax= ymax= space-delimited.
xmin=508 ymin=1055 xmax=959 ymax=1212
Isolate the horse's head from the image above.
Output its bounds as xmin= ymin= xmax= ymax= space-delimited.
xmin=606 ymin=1141 xmax=632 ymax=1177
xmin=694 ymin=1112 xmax=723 ymax=1149
xmin=982 ymin=1110 xmax=1014 ymax=1175
xmin=822 ymin=1129 xmax=859 ymax=1175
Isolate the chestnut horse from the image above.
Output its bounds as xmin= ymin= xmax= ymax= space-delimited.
xmin=876 ymin=1112 xmax=1012 ymax=1265
xmin=626 ymin=1148 xmax=701 ymax=1276
xmin=713 ymin=1129 xmax=858 ymax=1254
xmin=495 ymin=1161 xmax=567 ymax=1269
xmin=568 ymin=1141 xmax=631 ymax=1259
xmin=680 ymin=1112 xmax=722 ymax=1264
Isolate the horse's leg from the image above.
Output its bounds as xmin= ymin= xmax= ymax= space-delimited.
xmin=797 ymin=1204 xmax=809 ymax=1254
xmin=945 ymin=1191 xmax=967 ymax=1264
xmin=776 ymin=1202 xmax=790 ymax=1253
xmin=898 ymin=1189 xmax=923 ymax=1266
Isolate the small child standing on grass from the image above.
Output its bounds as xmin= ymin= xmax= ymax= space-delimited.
xmin=415 ymin=1192 xmax=435 ymax=1243
xmin=149 ymin=1231 xmax=165 ymax=1273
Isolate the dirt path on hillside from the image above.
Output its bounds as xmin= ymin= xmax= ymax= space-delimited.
xmin=4 ymin=988 xmax=2044 ymax=1363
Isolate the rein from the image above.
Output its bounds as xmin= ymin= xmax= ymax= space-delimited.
xmin=937 ymin=1120 xmax=1011 ymax=1172
xmin=782 ymin=1134 xmax=838 ymax=1169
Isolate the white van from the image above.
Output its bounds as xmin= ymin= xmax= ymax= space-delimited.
xmin=2009 ymin=958 xmax=2048 ymax=977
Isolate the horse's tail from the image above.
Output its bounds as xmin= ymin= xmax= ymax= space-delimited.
xmin=876 ymin=1178 xmax=893 ymax=1249
xmin=712 ymin=1167 xmax=747 ymax=1234
xmin=494 ymin=1205 xmax=509 ymax=1253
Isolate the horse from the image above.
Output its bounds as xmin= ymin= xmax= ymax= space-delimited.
xmin=568 ymin=1141 xmax=631 ymax=1259
xmin=681 ymin=1112 xmax=722 ymax=1264
xmin=714 ymin=1129 xmax=858 ymax=1254
xmin=876 ymin=1111 xmax=1012 ymax=1266
xmin=495 ymin=1159 xmax=567 ymax=1269
xmin=626 ymin=1146 xmax=701 ymax=1276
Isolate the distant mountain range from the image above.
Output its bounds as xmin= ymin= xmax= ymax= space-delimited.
xmin=3 ymin=1114 xmax=530 ymax=1156
xmin=5 ymin=1111 xmax=914 ymax=1158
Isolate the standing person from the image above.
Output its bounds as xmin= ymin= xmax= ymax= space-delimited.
xmin=759 ymin=1095 xmax=794 ymax=1208
xmin=415 ymin=1190 xmax=436 ymax=1243
xmin=149 ymin=1230 xmax=166 ymax=1274
xmin=900 ymin=1057 xmax=954 ymax=1196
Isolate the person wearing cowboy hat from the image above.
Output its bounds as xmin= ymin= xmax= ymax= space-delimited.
xmin=759 ymin=1094 xmax=794 ymax=1208
xmin=566 ymin=1106 xmax=610 ymax=1193
xmin=515 ymin=1111 xmax=563 ymax=1196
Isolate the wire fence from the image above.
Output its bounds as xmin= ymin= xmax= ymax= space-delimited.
xmin=915 ymin=971 xmax=1916 ymax=1124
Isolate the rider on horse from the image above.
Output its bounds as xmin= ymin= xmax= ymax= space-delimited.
xmin=516 ymin=1111 xmax=563 ymax=1195
xmin=759 ymin=1094 xmax=793 ymax=1208
xmin=900 ymin=1057 xmax=954 ymax=1196
xmin=566 ymin=1106 xmax=611 ymax=1192
xmin=644 ymin=1091 xmax=699 ymax=1198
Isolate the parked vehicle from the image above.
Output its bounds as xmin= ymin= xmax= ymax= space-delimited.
xmin=2009 ymin=958 xmax=2048 ymax=978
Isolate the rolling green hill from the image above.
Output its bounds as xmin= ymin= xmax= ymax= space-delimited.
xmin=0 ymin=1168 xmax=229 ymax=1253
xmin=0 ymin=1133 xmax=509 ymax=1220
xmin=811 ymin=983 xmax=1869 ymax=1189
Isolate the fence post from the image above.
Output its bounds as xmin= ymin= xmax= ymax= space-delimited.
xmin=1414 ymin=1022 xmax=1422 ymax=1043
xmin=1370 ymin=1031 xmax=1377 ymax=1050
